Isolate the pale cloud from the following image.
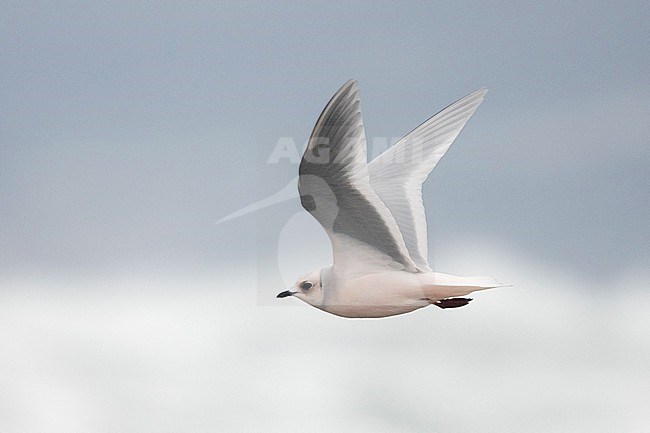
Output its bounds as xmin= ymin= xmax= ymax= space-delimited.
xmin=1 ymin=243 xmax=647 ymax=432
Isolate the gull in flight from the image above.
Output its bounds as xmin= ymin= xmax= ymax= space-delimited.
xmin=276 ymin=80 xmax=507 ymax=318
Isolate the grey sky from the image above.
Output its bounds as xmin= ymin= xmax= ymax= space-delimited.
xmin=1 ymin=1 xmax=648 ymax=286
xmin=1 ymin=2 xmax=649 ymax=431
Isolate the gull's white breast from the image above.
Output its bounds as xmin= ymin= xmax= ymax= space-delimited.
xmin=319 ymin=268 xmax=430 ymax=318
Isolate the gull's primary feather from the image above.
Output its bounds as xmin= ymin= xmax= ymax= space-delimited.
xmin=368 ymin=88 xmax=488 ymax=271
xmin=298 ymin=80 xmax=418 ymax=276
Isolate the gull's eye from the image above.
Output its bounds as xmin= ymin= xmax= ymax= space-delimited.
xmin=300 ymin=281 xmax=313 ymax=291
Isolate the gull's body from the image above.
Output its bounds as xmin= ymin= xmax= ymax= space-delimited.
xmin=277 ymin=80 xmax=506 ymax=318
xmin=314 ymin=266 xmax=501 ymax=318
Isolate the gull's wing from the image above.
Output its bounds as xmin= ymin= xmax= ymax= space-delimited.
xmin=368 ymin=88 xmax=488 ymax=272
xmin=299 ymin=80 xmax=418 ymax=275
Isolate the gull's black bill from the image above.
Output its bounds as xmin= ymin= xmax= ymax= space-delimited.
xmin=276 ymin=290 xmax=295 ymax=298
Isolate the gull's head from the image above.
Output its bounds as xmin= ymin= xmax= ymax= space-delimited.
xmin=276 ymin=270 xmax=323 ymax=306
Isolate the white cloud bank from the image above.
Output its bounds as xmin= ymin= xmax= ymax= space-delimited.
xmin=0 ymin=242 xmax=648 ymax=433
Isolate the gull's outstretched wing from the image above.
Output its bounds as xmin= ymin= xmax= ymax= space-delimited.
xmin=368 ymin=88 xmax=488 ymax=272
xmin=299 ymin=80 xmax=418 ymax=275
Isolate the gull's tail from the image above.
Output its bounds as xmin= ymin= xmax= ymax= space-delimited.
xmin=418 ymin=272 xmax=511 ymax=300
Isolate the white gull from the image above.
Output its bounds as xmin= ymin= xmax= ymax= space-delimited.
xmin=276 ymin=80 xmax=507 ymax=318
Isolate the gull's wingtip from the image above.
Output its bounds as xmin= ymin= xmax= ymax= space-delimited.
xmin=473 ymin=86 xmax=489 ymax=97
xmin=336 ymin=79 xmax=359 ymax=94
